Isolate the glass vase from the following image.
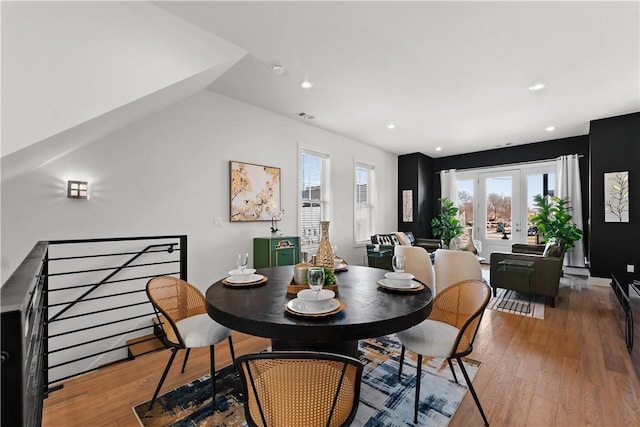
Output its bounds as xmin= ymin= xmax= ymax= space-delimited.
xmin=315 ymin=221 xmax=335 ymax=271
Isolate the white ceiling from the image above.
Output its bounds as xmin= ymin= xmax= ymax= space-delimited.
xmin=157 ymin=1 xmax=640 ymax=158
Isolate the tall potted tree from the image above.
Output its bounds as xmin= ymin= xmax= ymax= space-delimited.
xmin=431 ymin=198 xmax=464 ymax=248
xmin=530 ymin=194 xmax=583 ymax=252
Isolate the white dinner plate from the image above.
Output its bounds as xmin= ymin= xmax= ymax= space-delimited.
xmin=377 ymin=279 xmax=422 ymax=290
xmin=226 ymin=273 xmax=264 ymax=284
xmin=287 ymin=297 xmax=340 ymax=315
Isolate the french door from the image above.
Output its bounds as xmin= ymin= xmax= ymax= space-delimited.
xmin=456 ymin=162 xmax=556 ymax=258
xmin=478 ymin=170 xmax=522 ymax=255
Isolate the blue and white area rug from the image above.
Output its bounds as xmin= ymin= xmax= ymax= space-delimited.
xmin=133 ymin=335 xmax=480 ymax=427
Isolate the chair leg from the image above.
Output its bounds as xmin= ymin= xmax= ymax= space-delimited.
xmin=398 ymin=345 xmax=406 ymax=379
xmin=414 ymin=354 xmax=422 ymax=424
xmin=447 ymin=357 xmax=459 ymax=383
xmin=181 ymin=348 xmax=191 ymax=373
xmin=456 ymin=356 xmax=489 ymax=427
xmin=149 ymin=348 xmax=178 ymax=410
xmin=210 ymin=345 xmax=216 ymax=410
xmin=228 ymin=335 xmax=236 ymax=363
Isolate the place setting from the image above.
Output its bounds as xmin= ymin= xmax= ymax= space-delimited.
xmin=285 ymin=266 xmax=346 ymax=317
xmin=377 ymin=255 xmax=425 ymax=292
xmin=222 ymin=252 xmax=268 ymax=287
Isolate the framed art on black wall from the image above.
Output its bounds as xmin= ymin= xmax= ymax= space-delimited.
xmin=604 ymin=171 xmax=629 ymax=222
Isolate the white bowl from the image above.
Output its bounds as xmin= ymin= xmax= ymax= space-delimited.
xmin=297 ymin=289 xmax=335 ymax=308
xmin=228 ymin=268 xmax=256 ymax=281
xmin=384 ymin=272 xmax=414 ymax=287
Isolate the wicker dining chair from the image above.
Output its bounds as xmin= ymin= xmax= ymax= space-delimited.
xmin=396 ymin=279 xmax=491 ymax=426
xmin=235 ymin=351 xmax=364 ymax=427
xmin=145 ymin=276 xmax=235 ymax=410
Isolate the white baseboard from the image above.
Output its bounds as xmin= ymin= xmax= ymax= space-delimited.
xmin=559 ymin=266 xmax=610 ymax=287
xmin=564 ymin=266 xmax=589 ymax=276
xmin=588 ymin=276 xmax=611 ymax=287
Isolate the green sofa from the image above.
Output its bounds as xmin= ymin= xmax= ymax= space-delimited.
xmin=489 ymin=240 xmax=565 ymax=307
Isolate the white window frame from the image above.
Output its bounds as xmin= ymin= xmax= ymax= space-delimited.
xmin=299 ymin=147 xmax=330 ymax=249
xmin=354 ymin=161 xmax=375 ymax=245
xmin=455 ymin=161 xmax=556 ymax=249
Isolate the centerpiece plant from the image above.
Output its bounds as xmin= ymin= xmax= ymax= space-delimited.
xmin=431 ymin=198 xmax=464 ymax=249
xmin=530 ymin=194 xmax=583 ymax=252
xmin=323 ymin=267 xmax=336 ymax=285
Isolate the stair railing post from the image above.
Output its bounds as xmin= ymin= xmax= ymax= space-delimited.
xmin=179 ymin=235 xmax=187 ymax=281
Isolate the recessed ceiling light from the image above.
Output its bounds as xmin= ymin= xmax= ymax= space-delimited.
xmin=546 ymin=126 xmax=556 ymax=132
xmin=272 ymin=64 xmax=284 ymax=75
xmin=300 ymin=80 xmax=314 ymax=89
xmin=435 ymin=146 xmax=442 ymax=151
xmin=387 ymin=123 xmax=396 ymax=129
xmin=529 ymin=83 xmax=545 ymax=91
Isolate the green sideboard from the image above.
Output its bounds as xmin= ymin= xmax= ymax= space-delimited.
xmin=253 ymin=236 xmax=300 ymax=268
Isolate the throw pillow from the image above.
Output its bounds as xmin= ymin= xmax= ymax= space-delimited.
xmin=395 ymin=232 xmax=410 ymax=246
xmin=543 ymin=240 xmax=562 ymax=257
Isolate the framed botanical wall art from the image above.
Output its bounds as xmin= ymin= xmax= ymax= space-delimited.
xmin=604 ymin=171 xmax=629 ymax=223
xmin=230 ymin=161 xmax=281 ymax=222
xmin=402 ymin=190 xmax=413 ymax=222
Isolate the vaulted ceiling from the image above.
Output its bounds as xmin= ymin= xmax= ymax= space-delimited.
xmin=3 ymin=1 xmax=639 ymax=180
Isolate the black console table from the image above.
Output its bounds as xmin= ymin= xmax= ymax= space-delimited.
xmin=610 ymin=273 xmax=640 ymax=379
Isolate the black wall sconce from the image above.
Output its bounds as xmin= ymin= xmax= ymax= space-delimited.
xmin=67 ymin=180 xmax=89 ymax=199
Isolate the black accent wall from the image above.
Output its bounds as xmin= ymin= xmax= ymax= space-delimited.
xmin=398 ymin=135 xmax=590 ymax=256
xmin=397 ymin=153 xmax=434 ymax=237
xmin=589 ymin=112 xmax=640 ymax=278
xmin=432 ymin=136 xmax=590 ymax=241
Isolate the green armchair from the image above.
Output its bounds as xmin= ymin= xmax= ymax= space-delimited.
xmin=489 ymin=240 xmax=565 ymax=307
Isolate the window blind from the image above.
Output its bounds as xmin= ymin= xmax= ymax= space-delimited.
xmin=354 ymin=163 xmax=374 ymax=243
xmin=301 ymin=150 xmax=328 ymax=246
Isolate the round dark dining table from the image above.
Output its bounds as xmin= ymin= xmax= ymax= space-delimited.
xmin=205 ymin=265 xmax=433 ymax=356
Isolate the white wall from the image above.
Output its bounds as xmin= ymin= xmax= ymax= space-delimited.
xmin=1 ymin=1 xmax=245 ymax=156
xmin=1 ymin=90 xmax=398 ymax=289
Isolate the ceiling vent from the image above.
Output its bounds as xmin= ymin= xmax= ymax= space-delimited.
xmin=297 ymin=112 xmax=315 ymax=120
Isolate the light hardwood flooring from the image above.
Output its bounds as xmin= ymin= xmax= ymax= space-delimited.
xmin=43 ymin=276 xmax=640 ymax=427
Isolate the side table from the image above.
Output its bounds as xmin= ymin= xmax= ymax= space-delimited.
xmin=366 ymin=248 xmax=393 ymax=270
xmin=497 ymin=259 xmax=535 ymax=314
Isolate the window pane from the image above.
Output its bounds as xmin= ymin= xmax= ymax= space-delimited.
xmin=457 ymin=179 xmax=474 ymax=245
xmin=301 ymin=151 xmax=328 ymax=246
xmin=526 ymin=172 xmax=555 ymax=243
xmin=485 ymin=176 xmax=512 ymax=240
xmin=355 ymin=164 xmax=372 ymax=243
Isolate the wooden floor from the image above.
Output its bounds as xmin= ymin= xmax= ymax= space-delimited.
xmin=42 ymin=277 xmax=640 ymax=427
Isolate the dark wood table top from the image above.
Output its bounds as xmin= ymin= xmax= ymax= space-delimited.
xmin=205 ymin=265 xmax=433 ymax=343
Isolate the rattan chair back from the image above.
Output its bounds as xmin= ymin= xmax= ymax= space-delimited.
xmin=146 ymin=276 xmax=206 ymax=347
xmin=428 ymin=279 xmax=491 ymax=356
xmin=235 ymin=352 xmax=364 ymax=427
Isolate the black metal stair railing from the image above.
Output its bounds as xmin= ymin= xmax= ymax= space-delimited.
xmin=48 ymin=242 xmax=181 ymax=322
xmin=1 ymin=235 xmax=188 ymax=427
xmin=43 ymin=235 xmax=187 ymax=388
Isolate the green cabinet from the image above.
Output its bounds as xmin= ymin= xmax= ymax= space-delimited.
xmin=253 ymin=236 xmax=300 ymax=268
